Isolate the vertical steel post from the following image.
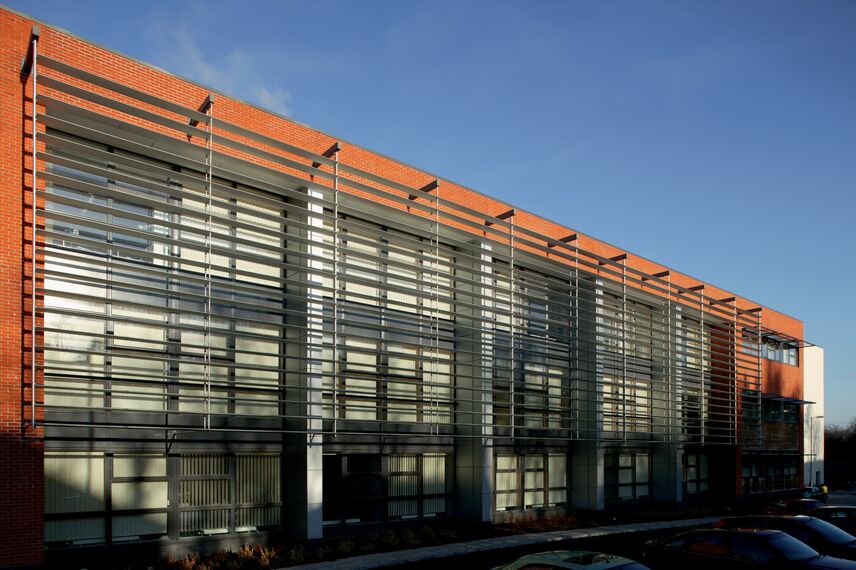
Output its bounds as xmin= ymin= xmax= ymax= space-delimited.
xmin=666 ymin=274 xmax=673 ymax=442
xmin=732 ymin=302 xmax=738 ymax=444
xmin=756 ymin=310 xmax=763 ymax=448
xmin=30 ymin=34 xmax=39 ymax=429
xmin=621 ymin=260 xmax=627 ymax=443
xmin=699 ymin=290 xmax=705 ymax=445
xmin=431 ymin=185 xmax=441 ymax=434
xmin=508 ymin=215 xmax=516 ymax=439
xmin=571 ymin=239 xmax=579 ymax=438
xmin=203 ymin=98 xmax=214 ymax=430
xmin=332 ymin=146 xmax=340 ymax=435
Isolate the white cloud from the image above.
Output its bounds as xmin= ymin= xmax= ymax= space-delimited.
xmin=254 ymin=86 xmax=291 ymax=117
xmin=152 ymin=24 xmax=292 ymax=117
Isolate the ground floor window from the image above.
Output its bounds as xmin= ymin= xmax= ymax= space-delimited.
xmin=322 ymin=453 xmax=449 ymax=526
xmin=742 ymin=456 xmax=800 ymax=494
xmin=683 ymin=452 xmax=710 ymax=495
xmin=604 ymin=450 xmax=651 ymax=502
xmin=495 ymin=452 xmax=568 ymax=512
xmin=44 ymin=451 xmax=281 ymax=547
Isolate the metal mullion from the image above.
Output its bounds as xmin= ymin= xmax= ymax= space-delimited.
xmin=30 ymin=31 xmax=39 ymax=429
xmin=507 ymin=215 xmax=517 ymax=439
xmin=331 ymin=147 xmax=343 ymax=433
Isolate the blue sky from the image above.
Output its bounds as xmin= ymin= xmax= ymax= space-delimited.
xmin=9 ymin=0 xmax=855 ymax=425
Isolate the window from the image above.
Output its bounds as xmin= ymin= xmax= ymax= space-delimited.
xmin=523 ymin=455 xmax=545 ymax=508
xmin=111 ymin=455 xmax=168 ymax=542
xmin=741 ymin=334 xmax=760 ymax=357
xmin=680 ymin=316 xmax=707 ymax=370
xmin=43 ymin=140 xmax=287 ymax=420
xmin=684 ymin=452 xmax=710 ymax=495
xmin=45 ymin=452 xmax=106 ymax=546
xmin=343 ymin=337 xmax=379 ymax=420
xmin=602 ymin=375 xmax=652 ymax=434
xmin=323 ymin=453 xmax=447 ymax=526
xmin=761 ymin=337 xmax=799 ymax=366
xmin=763 ymin=400 xmax=782 ymax=422
xmin=387 ymin=454 xmax=448 ymax=520
xmin=597 ymin=291 xmax=654 ymax=436
xmin=783 ymin=403 xmax=799 ymax=424
xmin=340 ymin=227 xmax=381 ymax=304
xmin=338 ymin=224 xmax=455 ymax=319
xmin=495 ymin=452 xmax=569 ymax=511
xmin=495 ymin=454 xmax=519 ymax=511
xmin=605 ymin=451 xmax=651 ymax=502
xmin=324 ymin=336 xmax=453 ymax=424
xmin=742 ymin=390 xmax=760 ymax=420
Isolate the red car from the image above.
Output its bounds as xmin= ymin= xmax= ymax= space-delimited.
xmin=768 ymin=498 xmax=827 ymax=514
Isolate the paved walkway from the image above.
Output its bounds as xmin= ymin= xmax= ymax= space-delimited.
xmin=283 ymin=516 xmax=719 ymax=570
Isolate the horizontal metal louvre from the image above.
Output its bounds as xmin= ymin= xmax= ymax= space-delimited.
xmin=33 ymin=54 xmax=771 ymax=451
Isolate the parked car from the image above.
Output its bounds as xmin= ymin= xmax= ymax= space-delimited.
xmin=492 ymin=550 xmax=650 ymax=570
xmin=808 ymin=508 xmax=856 ymax=536
xmin=769 ymin=498 xmax=828 ymax=514
xmin=716 ymin=515 xmax=856 ymax=560
xmin=805 ymin=486 xmax=831 ymax=502
xmin=642 ymin=528 xmax=856 ymax=569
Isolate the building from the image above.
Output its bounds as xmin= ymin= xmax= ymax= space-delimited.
xmin=803 ymin=346 xmax=825 ymax=487
xmin=0 ymin=7 xmax=823 ymax=568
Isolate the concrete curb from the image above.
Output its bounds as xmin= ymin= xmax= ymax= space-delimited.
xmin=282 ymin=516 xmax=719 ymax=570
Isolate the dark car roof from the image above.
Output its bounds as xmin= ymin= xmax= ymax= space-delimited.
xmin=779 ymin=498 xmax=823 ymax=503
xmin=732 ymin=515 xmax=813 ymax=521
xmin=499 ymin=550 xmax=645 ymax=569
xmin=683 ymin=527 xmax=782 ymax=537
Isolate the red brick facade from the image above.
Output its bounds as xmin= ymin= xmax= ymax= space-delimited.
xmin=1 ymin=9 xmax=44 ymax=569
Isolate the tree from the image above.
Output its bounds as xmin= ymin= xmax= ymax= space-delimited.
xmin=825 ymin=418 xmax=856 ymax=488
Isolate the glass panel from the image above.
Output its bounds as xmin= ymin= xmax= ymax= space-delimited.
xmin=45 ymin=453 xmax=105 ymax=514
xmin=112 ymin=481 xmax=168 ymax=510
xmin=635 ymin=453 xmax=650 ymax=483
xmin=113 ymin=456 xmax=166 ymax=478
xmin=112 ymin=513 xmax=167 ymax=541
xmin=496 ymin=455 xmax=518 ymax=471
xmin=548 ymin=455 xmax=566 ymax=488
xmin=423 ymin=454 xmax=446 ymax=496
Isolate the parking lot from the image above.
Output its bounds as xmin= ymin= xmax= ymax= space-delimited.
xmin=384 ymin=526 xmax=682 ymax=569
xmin=385 ymin=492 xmax=856 ymax=570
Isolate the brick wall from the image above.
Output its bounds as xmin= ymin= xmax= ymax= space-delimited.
xmin=0 ymin=9 xmax=44 ymax=569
